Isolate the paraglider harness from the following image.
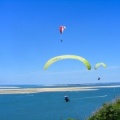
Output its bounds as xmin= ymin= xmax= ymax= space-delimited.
xmin=64 ymin=95 xmax=70 ymax=102
xmin=98 ymin=77 xmax=100 ymax=80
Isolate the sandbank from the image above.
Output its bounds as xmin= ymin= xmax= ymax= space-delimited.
xmin=0 ymin=85 xmax=120 ymax=94
xmin=0 ymin=87 xmax=97 ymax=94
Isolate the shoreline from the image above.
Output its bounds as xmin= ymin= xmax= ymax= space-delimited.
xmin=0 ymin=85 xmax=120 ymax=94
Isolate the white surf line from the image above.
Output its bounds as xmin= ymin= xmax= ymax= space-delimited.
xmin=71 ymin=95 xmax=108 ymax=100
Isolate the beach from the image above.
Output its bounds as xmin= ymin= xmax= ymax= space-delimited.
xmin=0 ymin=85 xmax=120 ymax=94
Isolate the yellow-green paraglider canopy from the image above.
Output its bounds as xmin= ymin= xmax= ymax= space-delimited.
xmin=94 ymin=63 xmax=107 ymax=70
xmin=44 ymin=55 xmax=91 ymax=70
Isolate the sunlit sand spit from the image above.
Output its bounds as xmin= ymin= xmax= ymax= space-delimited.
xmin=0 ymin=85 xmax=120 ymax=94
xmin=0 ymin=87 xmax=98 ymax=94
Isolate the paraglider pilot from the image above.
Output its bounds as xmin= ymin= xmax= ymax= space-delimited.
xmin=98 ymin=77 xmax=100 ymax=80
xmin=64 ymin=95 xmax=70 ymax=102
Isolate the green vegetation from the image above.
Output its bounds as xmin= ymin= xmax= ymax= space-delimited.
xmin=67 ymin=118 xmax=75 ymax=120
xmin=88 ymin=97 xmax=120 ymax=120
xmin=66 ymin=97 xmax=120 ymax=120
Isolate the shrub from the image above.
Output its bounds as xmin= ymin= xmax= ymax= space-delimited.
xmin=88 ymin=97 xmax=120 ymax=120
xmin=67 ymin=118 xmax=75 ymax=120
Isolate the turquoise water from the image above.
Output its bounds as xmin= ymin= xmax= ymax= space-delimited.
xmin=0 ymin=84 xmax=120 ymax=120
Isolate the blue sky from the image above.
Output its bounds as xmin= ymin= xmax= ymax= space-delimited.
xmin=0 ymin=0 xmax=120 ymax=84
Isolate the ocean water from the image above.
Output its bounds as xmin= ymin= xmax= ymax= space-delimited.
xmin=0 ymin=83 xmax=120 ymax=120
